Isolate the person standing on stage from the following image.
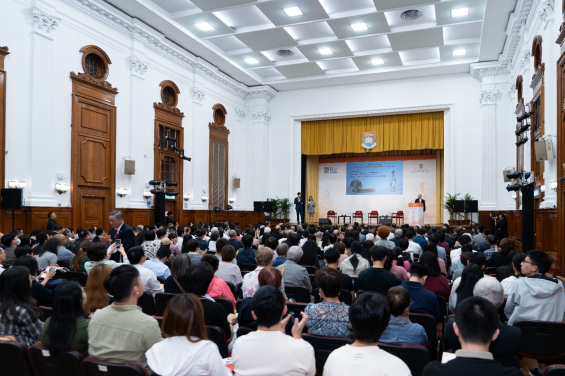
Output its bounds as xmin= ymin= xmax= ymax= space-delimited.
xmin=307 ymin=196 xmax=316 ymax=224
xmin=294 ymin=192 xmax=304 ymax=224
xmin=415 ymin=194 xmax=426 ymax=212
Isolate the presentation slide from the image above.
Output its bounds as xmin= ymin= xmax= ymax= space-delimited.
xmin=346 ymin=161 xmax=404 ymax=195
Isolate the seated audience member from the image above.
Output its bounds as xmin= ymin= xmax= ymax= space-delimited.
xmin=386 ymin=249 xmax=409 ymax=281
xmin=374 ymin=226 xmax=395 ymax=249
xmin=443 ymin=278 xmax=521 ymax=366
xmin=495 ymin=249 xmax=520 ymax=282
xmin=324 ymin=247 xmax=354 ymax=293
xmin=228 ymin=230 xmax=244 ymax=250
xmin=183 ymin=238 xmax=203 ymax=265
xmin=1 ymin=232 xmax=19 ymax=267
xmin=404 ymin=229 xmax=423 ymax=260
xmin=70 ymin=241 xmax=91 ymax=273
xmin=390 ymin=228 xmax=404 ymax=247
xmin=146 ymin=294 xmax=225 ymax=375
xmin=233 ymin=285 xmax=315 ymax=376
xmin=340 ymin=241 xmax=371 ymax=278
xmin=450 ymin=234 xmax=471 ymax=266
xmin=201 ymin=255 xmax=236 ymax=308
xmin=196 ymin=229 xmax=209 ymax=253
xmin=143 ymin=246 xmax=171 ymax=279
xmin=304 ymin=267 xmax=351 ymax=337
xmin=501 ymin=252 xmax=526 ymax=298
xmin=53 ymin=234 xmax=74 ymax=264
xmin=299 ymin=240 xmax=321 ymax=269
xmin=236 ymin=235 xmax=256 ymax=265
xmin=126 ymin=246 xmax=163 ymax=296
xmin=453 ymin=252 xmax=487 ymax=290
xmin=238 ymin=266 xmax=283 ymax=330
xmin=215 ymin=245 xmax=242 ymax=285
xmin=482 ymin=235 xmax=499 ymax=261
xmin=39 ymin=281 xmax=89 ymax=356
xmin=451 ymin=246 xmax=471 ymax=276
xmin=181 ymin=263 xmax=235 ymax=340
xmin=422 ymin=241 xmax=447 ymax=275
xmin=423 ymin=297 xmax=522 ymax=376
xmin=357 ymin=246 xmax=401 ymax=293
xmin=164 ymin=253 xmax=191 ymax=294
xmin=14 ymin=256 xmax=56 ymax=307
xmin=84 ymin=264 xmax=113 ymax=315
xmin=478 ymin=231 xmax=492 ymax=253
xmin=167 ymin=233 xmax=181 ymax=255
xmin=449 ymin=264 xmax=484 ymax=312
xmin=0 ymin=266 xmax=44 ymax=346
xmin=141 ymin=230 xmax=160 ymax=260
xmin=207 ymin=231 xmax=219 ymax=254
xmin=276 ymin=246 xmax=312 ymax=292
xmin=272 ymin=243 xmax=289 ymax=268
xmin=380 ymin=287 xmax=428 ymax=346
xmin=488 ymin=238 xmax=515 ymax=268
xmin=505 ymin=250 xmax=565 ymax=324
xmin=15 ymin=245 xmax=35 ymax=259
xmin=85 ymin=242 xmax=129 ymax=274
xmin=88 ymin=265 xmax=161 ymax=372
xmin=419 ymin=252 xmax=450 ymax=300
xmin=214 ymin=238 xmax=233 ymax=265
xmin=37 ymin=238 xmax=60 ymax=270
xmin=324 ymin=292 xmax=411 ymax=376
xmin=333 ymin=241 xmax=347 ymax=267
xmin=400 ymin=263 xmax=440 ymax=320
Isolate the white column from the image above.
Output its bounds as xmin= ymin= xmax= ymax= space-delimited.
xmin=248 ymin=101 xmax=271 ymax=202
xmin=188 ymin=85 xmax=207 ymax=209
xmin=479 ymin=89 xmax=499 ymax=210
xmin=231 ymin=107 xmax=245 ymax=210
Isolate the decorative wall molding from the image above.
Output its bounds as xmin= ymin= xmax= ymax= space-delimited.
xmin=234 ymin=107 xmax=246 ymax=122
xmin=244 ymin=88 xmax=277 ymax=102
xmin=507 ymin=83 xmax=516 ymax=98
xmin=517 ymin=50 xmax=532 ymax=71
xmin=31 ymin=6 xmax=61 ymax=33
xmin=249 ymin=106 xmax=271 ymax=124
xmin=470 ymin=62 xmax=511 ymax=80
xmin=128 ymin=56 xmax=147 ymax=76
xmin=479 ymin=90 xmax=498 ymax=105
xmin=538 ymin=0 xmax=555 ymax=28
xmin=69 ymin=72 xmax=118 ymax=93
xmin=192 ymin=87 xmax=205 ymax=104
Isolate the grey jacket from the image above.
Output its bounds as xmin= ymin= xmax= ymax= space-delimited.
xmin=277 ymin=260 xmax=312 ymax=291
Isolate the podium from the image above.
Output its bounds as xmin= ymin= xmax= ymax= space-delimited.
xmin=408 ymin=203 xmax=424 ymax=227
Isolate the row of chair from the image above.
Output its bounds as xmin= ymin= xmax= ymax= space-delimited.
xmin=327 ymin=210 xmax=405 ymax=224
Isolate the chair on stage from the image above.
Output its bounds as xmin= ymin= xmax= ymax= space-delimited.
xmin=327 ymin=210 xmax=337 ymax=223
xmin=368 ymin=211 xmax=379 ymax=224
xmin=352 ymin=211 xmax=363 ymax=223
xmin=392 ymin=211 xmax=404 ymax=225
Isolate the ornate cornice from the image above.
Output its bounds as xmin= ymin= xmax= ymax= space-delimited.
xmin=517 ymin=50 xmax=531 ymax=71
xmin=128 ymin=56 xmax=147 ymax=76
xmin=234 ymin=107 xmax=245 ymax=122
xmin=70 ymin=72 xmax=118 ymax=94
xmin=153 ymin=102 xmax=184 ymax=117
xmin=244 ymin=88 xmax=277 ymax=102
xmin=538 ymin=0 xmax=555 ymax=28
xmin=470 ymin=63 xmax=510 ymax=80
xmin=192 ymin=87 xmax=205 ymax=104
xmin=479 ymin=90 xmax=498 ymax=105
xmin=507 ymin=83 xmax=516 ymax=98
xmin=31 ymin=7 xmax=61 ymax=33
xmin=250 ymin=106 xmax=271 ymax=124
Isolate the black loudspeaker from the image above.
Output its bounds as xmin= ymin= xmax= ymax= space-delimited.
xmin=380 ymin=218 xmax=392 ymax=226
xmin=1 ymin=188 xmax=23 ymax=209
xmin=453 ymin=200 xmax=465 ymax=212
xmin=263 ymin=201 xmax=273 ymax=212
xmin=153 ymin=194 xmax=166 ymax=226
xmin=465 ymin=200 xmax=478 ymax=213
xmin=319 ymin=218 xmax=332 ymax=225
xmin=521 ymin=183 xmax=535 ymax=252
xmin=253 ymin=201 xmax=263 ymax=213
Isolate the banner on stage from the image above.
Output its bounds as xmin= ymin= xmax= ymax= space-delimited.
xmin=346 ymin=161 xmax=403 ymax=195
xmin=408 ymin=203 xmax=424 ymax=227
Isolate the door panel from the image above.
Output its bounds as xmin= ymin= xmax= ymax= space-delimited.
xmin=80 ymin=194 xmax=105 ymax=229
xmin=79 ymin=138 xmax=109 ymax=185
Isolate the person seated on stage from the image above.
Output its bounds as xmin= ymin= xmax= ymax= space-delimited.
xmin=340 ymin=241 xmax=370 ymax=278
xmin=374 ymin=226 xmax=395 ymax=250
xmin=276 ymin=246 xmax=311 ymax=292
xmin=357 ymin=246 xmax=401 ymax=294
xmin=380 ymin=286 xmax=428 ymax=346
xmin=423 ymin=297 xmax=522 ymax=376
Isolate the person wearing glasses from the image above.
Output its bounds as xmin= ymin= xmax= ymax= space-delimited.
xmin=379 ymin=286 xmax=428 ymax=346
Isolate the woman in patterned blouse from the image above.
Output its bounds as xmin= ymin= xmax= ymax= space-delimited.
xmin=0 ymin=266 xmax=44 ymax=346
xmin=305 ymin=267 xmax=352 ymax=337
xmin=141 ymin=230 xmax=160 ymax=259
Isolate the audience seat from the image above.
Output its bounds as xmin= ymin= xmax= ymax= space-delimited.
xmin=514 ymin=321 xmax=565 ymax=361
xmin=30 ymin=344 xmax=84 ymax=376
xmin=309 ymin=274 xmax=317 ymax=290
xmin=236 ymin=326 xmax=254 ymax=338
xmin=154 ymin=293 xmax=176 ymax=316
xmin=484 ymin=267 xmax=497 ymax=277
xmin=302 ymin=334 xmax=353 ymax=374
xmin=81 ymin=357 xmax=148 ymax=376
xmin=543 ymin=365 xmax=565 ymax=376
xmin=207 ymin=325 xmax=229 ymax=358
xmin=409 ymin=313 xmax=440 ymax=359
xmin=40 ymin=306 xmax=53 ymax=321
xmin=235 ymin=299 xmax=244 ymax=312
xmin=437 ymin=295 xmax=447 ymax=328
xmin=60 ymin=271 xmax=88 ymax=286
xmin=286 ymin=302 xmax=308 ymax=318
xmin=137 ymin=292 xmax=156 ymax=316
xmin=0 ymin=340 xmax=35 ymax=376
xmin=226 ymin=281 xmax=237 ymax=299
xmin=379 ymin=342 xmax=431 ymax=376
xmin=156 ymin=276 xmax=166 ymax=284
xmin=238 ymin=263 xmax=257 ymax=272
xmin=284 ymin=286 xmax=311 ymax=303
xmin=313 ymin=289 xmax=353 ymax=305
xmin=304 ymin=266 xmax=317 ymax=275
xmin=236 ymin=282 xmax=243 ymax=299
xmin=200 ymin=297 xmax=233 ymax=315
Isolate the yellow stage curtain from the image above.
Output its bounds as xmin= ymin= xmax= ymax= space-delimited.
xmin=305 ymin=155 xmax=319 ymax=222
xmin=302 ymin=112 xmax=444 ymax=155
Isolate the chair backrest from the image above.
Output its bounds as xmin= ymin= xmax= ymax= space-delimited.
xmin=225 ymin=281 xmax=237 ymax=299
xmin=207 ymin=325 xmax=229 ymax=358
xmin=484 ymin=267 xmax=497 ymax=276
xmin=379 ymin=342 xmax=430 ymax=376
xmin=0 ymin=340 xmax=35 ymax=376
xmin=284 ymin=286 xmax=311 ymax=303
xmin=40 ymin=306 xmax=53 ymax=321
xmin=309 ymin=274 xmax=317 ymax=290
xmin=302 ymin=334 xmax=353 ymax=374
xmin=81 ymin=357 xmax=148 ymax=376
xmin=409 ymin=313 xmax=437 ymax=343
xmin=286 ymin=302 xmax=308 ymax=317
xmin=60 ymin=271 xmax=88 ymax=286
xmin=238 ymin=263 xmax=257 ymax=272
xmin=397 ymin=211 xmax=404 ymax=215
xmin=154 ymin=292 xmax=176 ymax=316
xmin=304 ymin=266 xmax=316 ymax=275
xmin=236 ymin=326 xmax=254 ymax=338
xmin=339 ymin=289 xmax=353 ymax=305
xmin=514 ymin=321 xmax=565 ymax=359
xmin=436 ymin=295 xmax=447 ymax=324
xmin=328 ymin=210 xmax=336 ymax=216
xmin=354 ymin=211 xmax=363 ymax=216
xmin=30 ymin=344 xmax=84 ymax=376
xmin=156 ymin=276 xmax=166 ymax=284
xmin=137 ymin=292 xmax=156 ymax=316
xmin=370 ymin=211 xmax=379 ymax=216
xmin=543 ymin=365 xmax=565 ymax=376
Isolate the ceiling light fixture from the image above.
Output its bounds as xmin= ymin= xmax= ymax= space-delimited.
xmin=351 ymin=22 xmax=368 ymax=31
xmin=196 ymin=22 xmax=215 ymax=31
xmin=245 ymin=58 xmax=259 ymax=65
xmin=371 ymin=58 xmax=385 ymax=65
xmin=451 ymin=8 xmax=469 ymax=17
xmin=318 ymin=48 xmax=333 ymax=55
xmin=452 ymin=49 xmax=466 ymax=56
xmin=283 ymin=7 xmax=303 ymax=17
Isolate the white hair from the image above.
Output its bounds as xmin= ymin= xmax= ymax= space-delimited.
xmin=473 ymin=278 xmax=504 ymax=309
xmin=287 ymin=246 xmax=303 ymax=261
xmin=395 ymin=229 xmax=403 ymax=237
xmin=264 ymin=227 xmax=271 ymax=234
xmin=365 ymin=233 xmax=375 ymax=241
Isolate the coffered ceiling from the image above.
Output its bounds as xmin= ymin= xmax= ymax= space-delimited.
xmin=106 ymin=0 xmax=516 ymax=91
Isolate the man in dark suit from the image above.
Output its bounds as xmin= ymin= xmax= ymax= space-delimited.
xmin=107 ymin=210 xmax=135 ymax=262
xmin=47 ymin=212 xmax=58 ymax=231
xmin=294 ymin=192 xmax=304 ymax=224
xmin=415 ymin=194 xmax=426 ymax=212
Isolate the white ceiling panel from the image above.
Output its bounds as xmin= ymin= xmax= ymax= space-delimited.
xmin=190 ymin=0 xmax=257 ymax=12
xmin=384 ymin=4 xmax=437 ymax=32
xmin=235 ymin=28 xmax=299 ymax=51
xmin=319 ymin=0 xmax=376 ymax=17
xmin=399 ymin=47 xmax=440 ymax=65
xmin=439 ymin=42 xmax=479 ymax=61
xmin=297 ymin=40 xmax=354 ymax=61
xmin=230 ymin=51 xmax=275 ymax=68
xmin=352 ymin=51 xmax=403 ymax=70
xmin=256 ymin=0 xmax=329 ymax=27
xmin=252 ymin=66 xmax=284 ymax=79
xmin=346 ymin=34 xmax=391 ymax=54
xmin=317 ymin=58 xmax=359 ymax=73
xmin=176 ymin=13 xmax=234 ymax=38
xmin=373 ymin=0 xmax=440 ymax=11
xmin=326 ymin=12 xmax=390 ymax=39
xmin=151 ymin=0 xmax=198 ymax=14
xmin=275 ymin=62 xmax=326 ymax=78
xmin=388 ymin=27 xmax=444 ymax=51
xmin=284 ymin=22 xmax=337 ymax=44
xmin=435 ymin=0 xmax=486 ymax=26
xmin=207 ymin=35 xmax=251 ymax=53
xmin=261 ymin=47 xmax=308 ymax=64
xmin=213 ymin=5 xmax=274 ymax=33
xmin=443 ymin=22 xmax=482 ymax=42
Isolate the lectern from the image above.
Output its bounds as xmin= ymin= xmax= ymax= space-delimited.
xmin=408 ymin=203 xmax=424 ymax=226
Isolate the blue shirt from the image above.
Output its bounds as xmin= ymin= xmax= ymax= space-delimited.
xmin=228 ymin=239 xmax=244 ymax=250
xmin=272 ymin=256 xmax=287 ymax=268
xmin=198 ymin=238 xmax=208 ymax=251
xmin=237 ymin=248 xmax=256 ymax=265
xmin=391 ymin=237 xmax=401 ymax=247
xmin=380 ymin=316 xmax=428 ymax=346
xmin=143 ymin=258 xmax=171 ymax=279
xmin=400 ymin=280 xmax=440 ymax=321
xmin=437 ymin=245 xmax=447 ymax=265
xmin=413 ymin=235 xmax=427 ymax=249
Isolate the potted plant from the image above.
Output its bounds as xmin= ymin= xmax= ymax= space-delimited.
xmin=463 ymin=193 xmax=474 ymax=218
xmin=444 ymin=193 xmax=460 ymax=220
xmin=268 ymin=197 xmax=291 ymax=223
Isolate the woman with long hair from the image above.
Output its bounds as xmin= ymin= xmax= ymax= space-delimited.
xmin=70 ymin=240 xmax=91 ymax=273
xmin=37 ymin=238 xmax=60 ymax=270
xmin=164 ymin=253 xmax=191 ymax=294
xmin=340 ymin=240 xmax=370 ymax=278
xmin=298 ymin=239 xmax=321 ymax=269
xmin=39 ymin=281 xmax=89 ymax=356
xmin=501 ymin=252 xmax=526 ymax=298
xmin=306 ymin=196 xmax=316 ymax=224
xmin=449 ymin=264 xmax=484 ymax=312
xmin=418 ymin=252 xmax=450 ymax=300
xmin=146 ymin=294 xmax=225 ymax=375
xmin=422 ymin=241 xmax=447 ymax=275
xmin=488 ymin=238 xmax=516 ymax=268
xmin=84 ymin=264 xmax=113 ymax=315
xmin=0 ymin=266 xmax=43 ymax=346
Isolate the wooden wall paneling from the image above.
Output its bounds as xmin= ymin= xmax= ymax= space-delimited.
xmin=0 ymin=46 xmax=8 ymax=192
xmin=1 ymin=207 xmax=73 ymax=234
xmin=120 ymin=209 xmax=152 ymax=229
xmin=478 ymin=210 xmax=523 ymax=251
xmin=556 ymin=34 xmax=565 ymax=277
xmin=209 ymin=104 xmax=229 ymax=211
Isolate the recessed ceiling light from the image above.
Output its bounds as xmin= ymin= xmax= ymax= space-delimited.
xmin=351 ymin=22 xmax=368 ymax=31
xmin=283 ymin=7 xmax=303 ymax=17
xmin=196 ymin=22 xmax=215 ymax=31
xmin=318 ymin=48 xmax=333 ymax=55
xmin=452 ymin=49 xmax=466 ymax=56
xmin=245 ymin=58 xmax=259 ymax=65
xmin=371 ymin=58 xmax=385 ymax=65
xmin=451 ymin=8 xmax=469 ymax=17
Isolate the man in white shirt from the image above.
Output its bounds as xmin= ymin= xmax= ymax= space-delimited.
xmin=405 ymin=229 xmax=422 ymax=260
xmin=126 ymin=246 xmax=163 ymax=296
xmin=233 ymin=285 xmax=315 ymax=376
xmin=324 ymin=292 xmax=411 ymax=376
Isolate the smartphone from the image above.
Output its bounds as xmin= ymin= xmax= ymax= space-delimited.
xmin=40 ymin=267 xmax=55 ymax=279
xmin=115 ymin=239 xmax=121 ymax=248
